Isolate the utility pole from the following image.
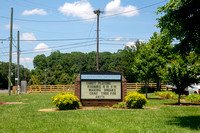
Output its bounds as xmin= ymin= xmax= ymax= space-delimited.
xmin=44 ymin=69 xmax=48 ymax=93
xmin=17 ymin=31 xmax=20 ymax=94
xmin=94 ymin=9 xmax=103 ymax=71
xmin=8 ymin=8 xmax=13 ymax=96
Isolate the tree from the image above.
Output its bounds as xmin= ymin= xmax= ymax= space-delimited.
xmin=133 ymin=43 xmax=166 ymax=98
xmin=148 ymin=32 xmax=172 ymax=90
xmin=121 ymin=40 xmax=145 ymax=82
xmin=33 ymin=54 xmax=47 ymax=70
xmin=157 ymin=0 xmax=200 ymax=54
xmin=162 ymin=53 xmax=200 ymax=104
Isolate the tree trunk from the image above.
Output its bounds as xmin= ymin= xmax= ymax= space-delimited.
xmin=178 ymin=88 xmax=181 ymax=105
xmin=145 ymin=80 xmax=148 ymax=99
xmin=156 ymin=79 xmax=161 ymax=91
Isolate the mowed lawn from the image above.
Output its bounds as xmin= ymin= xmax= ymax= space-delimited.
xmin=0 ymin=93 xmax=200 ymax=133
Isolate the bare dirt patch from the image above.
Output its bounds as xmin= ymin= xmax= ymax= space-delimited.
xmin=38 ymin=107 xmax=158 ymax=112
xmin=0 ymin=102 xmax=26 ymax=105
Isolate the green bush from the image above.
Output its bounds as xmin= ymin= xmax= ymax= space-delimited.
xmin=125 ymin=92 xmax=148 ymax=109
xmin=104 ymin=105 xmax=110 ymax=108
xmin=52 ymin=92 xmax=81 ymax=110
xmin=112 ymin=104 xmax=118 ymax=108
xmin=118 ymin=102 xmax=126 ymax=108
xmin=185 ymin=94 xmax=200 ymax=102
xmin=154 ymin=91 xmax=178 ymax=99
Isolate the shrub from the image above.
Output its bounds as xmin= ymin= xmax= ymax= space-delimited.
xmin=52 ymin=92 xmax=81 ymax=110
xmin=185 ymin=94 xmax=200 ymax=102
xmin=154 ymin=91 xmax=178 ymax=99
xmin=118 ymin=102 xmax=126 ymax=109
xmin=112 ymin=104 xmax=118 ymax=108
xmin=104 ymin=105 xmax=110 ymax=108
xmin=125 ymin=92 xmax=148 ymax=109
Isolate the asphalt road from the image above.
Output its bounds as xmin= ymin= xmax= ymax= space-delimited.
xmin=0 ymin=90 xmax=8 ymax=93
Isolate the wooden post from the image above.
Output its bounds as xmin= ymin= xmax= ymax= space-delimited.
xmin=136 ymin=83 xmax=138 ymax=91
xmin=50 ymin=86 xmax=52 ymax=93
xmin=30 ymin=86 xmax=32 ymax=93
xmin=63 ymin=85 xmax=65 ymax=92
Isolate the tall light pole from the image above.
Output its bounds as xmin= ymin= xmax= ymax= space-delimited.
xmin=94 ymin=9 xmax=103 ymax=71
xmin=8 ymin=8 xmax=13 ymax=96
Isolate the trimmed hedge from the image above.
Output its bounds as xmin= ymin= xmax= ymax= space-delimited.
xmin=125 ymin=92 xmax=148 ymax=109
xmin=52 ymin=92 xmax=81 ymax=110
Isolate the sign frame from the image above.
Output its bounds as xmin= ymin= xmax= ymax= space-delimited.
xmin=80 ymin=72 xmax=122 ymax=100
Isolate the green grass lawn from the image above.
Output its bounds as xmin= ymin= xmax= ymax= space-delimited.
xmin=0 ymin=93 xmax=200 ymax=133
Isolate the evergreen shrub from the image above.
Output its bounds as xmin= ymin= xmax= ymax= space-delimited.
xmin=125 ymin=92 xmax=148 ymax=109
xmin=52 ymin=92 xmax=81 ymax=110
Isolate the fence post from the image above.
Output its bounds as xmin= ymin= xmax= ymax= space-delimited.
xmin=30 ymin=86 xmax=32 ymax=93
xmin=136 ymin=83 xmax=138 ymax=91
xmin=63 ymin=85 xmax=65 ymax=92
xmin=50 ymin=86 xmax=52 ymax=93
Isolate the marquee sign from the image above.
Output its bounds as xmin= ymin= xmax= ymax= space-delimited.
xmin=80 ymin=72 xmax=122 ymax=100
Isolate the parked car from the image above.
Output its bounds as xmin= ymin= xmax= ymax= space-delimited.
xmin=188 ymin=83 xmax=200 ymax=94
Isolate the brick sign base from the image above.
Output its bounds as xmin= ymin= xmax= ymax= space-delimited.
xmin=75 ymin=73 xmax=127 ymax=107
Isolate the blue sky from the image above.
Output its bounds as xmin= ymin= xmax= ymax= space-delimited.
xmin=0 ymin=0 xmax=169 ymax=70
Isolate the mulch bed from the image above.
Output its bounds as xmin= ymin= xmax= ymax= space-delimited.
xmin=38 ymin=107 xmax=158 ymax=112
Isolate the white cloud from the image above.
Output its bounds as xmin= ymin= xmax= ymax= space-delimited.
xmin=125 ymin=41 xmax=135 ymax=47
xmin=58 ymin=0 xmax=95 ymax=20
xmin=5 ymin=24 xmax=20 ymax=29
xmin=114 ymin=37 xmax=122 ymax=41
xmin=21 ymin=33 xmax=37 ymax=42
xmin=105 ymin=0 xmax=139 ymax=17
xmin=22 ymin=8 xmax=47 ymax=16
xmin=34 ymin=43 xmax=52 ymax=52
xmin=20 ymin=58 xmax=33 ymax=63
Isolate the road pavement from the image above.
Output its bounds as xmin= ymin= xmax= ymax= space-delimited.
xmin=0 ymin=90 xmax=8 ymax=93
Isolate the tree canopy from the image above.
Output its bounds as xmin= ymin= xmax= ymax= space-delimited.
xmin=157 ymin=0 xmax=200 ymax=54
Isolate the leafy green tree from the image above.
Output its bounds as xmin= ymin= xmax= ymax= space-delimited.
xmin=157 ymin=0 xmax=200 ymax=54
xmin=162 ymin=53 xmax=200 ymax=104
xmin=0 ymin=62 xmax=31 ymax=88
xmin=133 ymin=43 xmax=166 ymax=98
xmin=33 ymin=54 xmax=47 ymax=70
xmin=121 ymin=40 xmax=145 ymax=82
xmin=148 ymin=32 xmax=172 ymax=90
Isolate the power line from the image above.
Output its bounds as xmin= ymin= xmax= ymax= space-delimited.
xmin=0 ymin=37 xmax=97 ymax=42
xmin=20 ymin=43 xmax=96 ymax=55
xmin=20 ymin=40 xmax=96 ymax=52
xmin=0 ymin=41 xmax=96 ymax=56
